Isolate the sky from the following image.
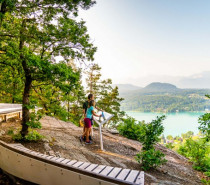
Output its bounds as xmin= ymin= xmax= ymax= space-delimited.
xmin=79 ymin=0 xmax=210 ymax=87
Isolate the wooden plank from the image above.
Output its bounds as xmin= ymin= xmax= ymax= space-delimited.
xmin=61 ymin=159 xmax=71 ymax=164
xmin=50 ymin=157 xmax=60 ymax=161
xmin=55 ymin=158 xmax=65 ymax=162
xmin=125 ymin=170 xmax=139 ymax=183
xmin=100 ymin=166 xmax=114 ymax=176
xmin=108 ymin=167 xmax=122 ymax=178
xmin=135 ymin=171 xmax=144 ymax=185
xmin=45 ymin=155 xmax=54 ymax=160
xmin=30 ymin=151 xmax=39 ymax=156
xmin=36 ymin=153 xmax=44 ymax=157
xmin=78 ymin=162 xmax=91 ymax=169
xmin=40 ymin=154 xmax=48 ymax=158
xmin=9 ymin=144 xmax=24 ymax=147
xmin=66 ymin=160 xmax=77 ymax=166
xmin=72 ymin=161 xmax=84 ymax=168
xmin=92 ymin=165 xmax=106 ymax=174
xmin=116 ymin=169 xmax=131 ymax=180
xmin=14 ymin=146 xmax=30 ymax=151
xmin=85 ymin=164 xmax=98 ymax=172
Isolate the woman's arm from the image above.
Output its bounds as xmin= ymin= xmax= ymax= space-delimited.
xmin=83 ymin=109 xmax=86 ymax=117
xmin=95 ymin=105 xmax=102 ymax=111
xmin=92 ymin=110 xmax=101 ymax=117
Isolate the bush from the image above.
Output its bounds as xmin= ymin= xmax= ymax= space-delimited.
xmin=25 ymin=130 xmax=43 ymax=141
xmin=118 ymin=115 xmax=167 ymax=170
xmin=136 ymin=148 xmax=167 ymax=171
xmin=178 ymin=138 xmax=210 ymax=172
xmin=138 ymin=116 xmax=166 ymax=150
xmin=201 ymin=179 xmax=210 ymax=185
xmin=117 ymin=116 xmax=144 ymax=140
xmin=136 ymin=116 xmax=167 ymax=170
xmin=198 ymin=113 xmax=210 ymax=142
xmin=12 ymin=132 xmax=23 ymax=141
xmin=12 ymin=129 xmax=43 ymax=142
xmin=7 ymin=129 xmax=14 ymax=136
xmin=26 ymin=112 xmax=43 ymax=129
xmin=165 ymin=143 xmax=174 ymax=150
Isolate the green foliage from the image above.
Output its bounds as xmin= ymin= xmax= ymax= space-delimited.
xmin=201 ymin=179 xmax=210 ymax=185
xmin=86 ymin=63 xmax=102 ymax=98
xmin=136 ymin=148 xmax=167 ymax=171
xmin=181 ymin=131 xmax=194 ymax=139
xmin=204 ymin=171 xmax=210 ymax=177
xmin=12 ymin=129 xmax=43 ymax=141
xmin=26 ymin=112 xmax=43 ymax=129
xmin=166 ymin=135 xmax=173 ymax=140
xmin=165 ymin=143 xmax=174 ymax=149
xmin=138 ymin=116 xmax=166 ymax=150
xmin=178 ymin=138 xmax=210 ymax=171
xmin=12 ymin=132 xmax=23 ymax=141
xmin=118 ymin=115 xmax=167 ymax=170
xmin=85 ymin=63 xmax=125 ymax=127
xmin=118 ymin=116 xmax=144 ymax=140
xmin=98 ymin=84 xmax=125 ymax=127
xmin=25 ymin=130 xmax=44 ymax=141
xmin=136 ymin=116 xmax=167 ymax=170
xmin=121 ymin=89 xmax=210 ymax=112
xmin=0 ymin=0 xmax=97 ymax=135
xmin=198 ymin=113 xmax=210 ymax=142
xmin=7 ymin=129 xmax=14 ymax=136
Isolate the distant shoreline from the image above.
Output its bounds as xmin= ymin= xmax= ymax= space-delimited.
xmin=125 ymin=110 xmax=207 ymax=114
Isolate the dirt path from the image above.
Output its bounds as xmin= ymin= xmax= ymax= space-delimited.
xmin=0 ymin=116 xmax=205 ymax=185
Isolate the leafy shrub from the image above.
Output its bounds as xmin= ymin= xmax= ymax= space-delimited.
xmin=12 ymin=132 xmax=23 ymax=141
xmin=201 ymin=179 xmax=210 ymax=185
xmin=178 ymin=138 xmax=210 ymax=171
xmin=12 ymin=129 xmax=43 ymax=141
xmin=117 ymin=116 xmax=144 ymax=140
xmin=204 ymin=171 xmax=210 ymax=177
xmin=7 ymin=129 xmax=14 ymax=136
xmin=136 ymin=148 xmax=167 ymax=171
xmin=138 ymin=116 xmax=166 ymax=150
xmin=198 ymin=113 xmax=210 ymax=142
xmin=165 ymin=143 xmax=174 ymax=149
xmin=136 ymin=116 xmax=167 ymax=170
xmin=25 ymin=130 xmax=43 ymax=141
xmin=118 ymin=115 xmax=167 ymax=170
xmin=26 ymin=112 xmax=42 ymax=129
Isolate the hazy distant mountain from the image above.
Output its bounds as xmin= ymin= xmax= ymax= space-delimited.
xmin=143 ymin=82 xmax=178 ymax=92
xmin=112 ymin=84 xmax=142 ymax=94
xmin=119 ymin=82 xmax=210 ymax=112
xmin=177 ymin=71 xmax=210 ymax=89
xmin=127 ymin=71 xmax=210 ymax=89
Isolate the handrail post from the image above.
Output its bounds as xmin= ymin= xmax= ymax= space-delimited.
xmin=99 ymin=125 xmax=103 ymax=150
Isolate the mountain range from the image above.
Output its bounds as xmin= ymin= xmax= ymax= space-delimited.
xmin=113 ymin=82 xmax=210 ymax=112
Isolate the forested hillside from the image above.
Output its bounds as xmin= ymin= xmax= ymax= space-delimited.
xmin=117 ymin=83 xmax=210 ymax=112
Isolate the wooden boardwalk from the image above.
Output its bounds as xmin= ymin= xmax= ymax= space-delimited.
xmin=0 ymin=141 xmax=144 ymax=185
xmin=0 ymin=103 xmax=22 ymax=122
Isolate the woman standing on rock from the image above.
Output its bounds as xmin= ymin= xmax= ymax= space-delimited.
xmin=81 ymin=100 xmax=101 ymax=144
xmin=82 ymin=94 xmax=102 ymax=141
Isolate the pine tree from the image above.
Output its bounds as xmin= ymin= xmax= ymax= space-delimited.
xmin=85 ymin=63 xmax=101 ymax=99
xmin=85 ymin=64 xmax=125 ymax=127
xmin=98 ymin=84 xmax=125 ymax=127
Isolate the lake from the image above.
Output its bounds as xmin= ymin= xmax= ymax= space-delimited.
xmin=126 ymin=111 xmax=204 ymax=137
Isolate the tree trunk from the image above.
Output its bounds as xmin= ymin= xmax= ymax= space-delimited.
xmin=21 ymin=71 xmax=32 ymax=137
xmin=19 ymin=19 xmax=32 ymax=137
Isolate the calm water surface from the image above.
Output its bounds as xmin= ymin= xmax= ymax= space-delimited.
xmin=126 ymin=111 xmax=204 ymax=137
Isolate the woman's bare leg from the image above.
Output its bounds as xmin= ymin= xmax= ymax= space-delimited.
xmin=86 ymin=128 xmax=90 ymax=142
xmin=82 ymin=127 xmax=88 ymax=138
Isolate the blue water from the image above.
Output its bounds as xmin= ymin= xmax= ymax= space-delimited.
xmin=126 ymin=111 xmax=204 ymax=137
